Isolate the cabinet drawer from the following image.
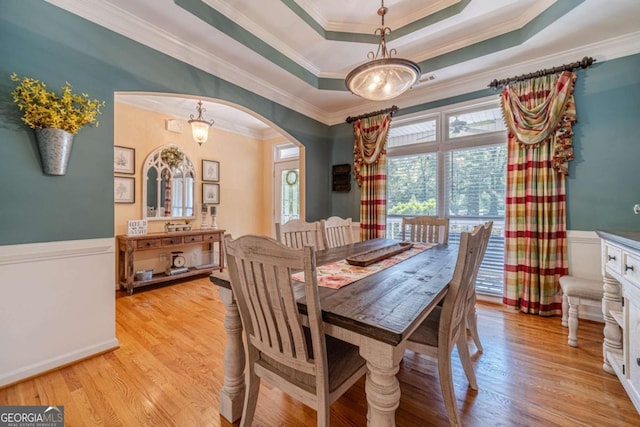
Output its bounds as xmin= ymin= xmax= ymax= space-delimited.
xmin=184 ymin=234 xmax=203 ymax=243
xmin=162 ymin=236 xmax=183 ymax=246
xmin=623 ymin=252 xmax=640 ymax=287
xmin=605 ymin=244 xmax=623 ymax=275
xmin=137 ymin=238 xmax=161 ymax=250
xmin=203 ymin=233 xmax=221 ymax=242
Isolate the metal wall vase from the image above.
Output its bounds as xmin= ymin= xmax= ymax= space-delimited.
xmin=34 ymin=128 xmax=75 ymax=175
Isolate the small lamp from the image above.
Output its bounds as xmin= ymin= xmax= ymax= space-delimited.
xmin=188 ymin=101 xmax=214 ymax=145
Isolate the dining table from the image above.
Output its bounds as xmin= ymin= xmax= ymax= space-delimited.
xmin=209 ymin=237 xmax=459 ymax=427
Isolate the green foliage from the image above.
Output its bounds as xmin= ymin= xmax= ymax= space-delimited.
xmin=388 ymin=195 xmax=436 ymax=215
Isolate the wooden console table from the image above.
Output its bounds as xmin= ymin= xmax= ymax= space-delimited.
xmin=597 ymin=230 xmax=640 ymax=413
xmin=117 ymin=229 xmax=225 ymax=294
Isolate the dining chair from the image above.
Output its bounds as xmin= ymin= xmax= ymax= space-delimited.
xmin=464 ymin=221 xmax=493 ymax=353
xmin=401 ymin=216 xmax=450 ymax=244
xmin=405 ymin=221 xmax=492 ymax=427
xmin=320 ymin=216 xmax=354 ymax=249
xmin=223 ymin=234 xmax=367 ymax=427
xmin=276 ymin=218 xmax=324 ymax=250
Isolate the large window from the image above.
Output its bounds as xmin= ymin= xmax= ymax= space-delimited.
xmin=386 ymin=99 xmax=507 ymax=296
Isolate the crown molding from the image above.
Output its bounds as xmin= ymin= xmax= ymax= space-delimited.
xmin=202 ymin=0 xmax=322 ymax=76
xmin=43 ymin=1 xmax=640 ymax=128
xmin=45 ymin=0 xmax=330 ymax=124
xmin=327 ymin=31 xmax=640 ymax=125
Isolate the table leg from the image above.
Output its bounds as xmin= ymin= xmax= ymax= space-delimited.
xmin=359 ymin=343 xmax=404 ymax=427
xmin=218 ymin=288 xmax=245 ymax=422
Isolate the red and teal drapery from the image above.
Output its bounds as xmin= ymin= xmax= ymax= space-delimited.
xmin=353 ymin=113 xmax=391 ymax=241
xmin=501 ymin=71 xmax=577 ymax=316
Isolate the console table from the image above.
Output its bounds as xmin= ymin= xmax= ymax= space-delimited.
xmin=117 ymin=229 xmax=225 ymax=294
xmin=597 ymin=230 xmax=640 ymax=413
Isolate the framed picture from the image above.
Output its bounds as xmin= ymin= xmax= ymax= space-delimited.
xmin=115 ymin=176 xmax=135 ymax=203
xmin=114 ymin=146 xmax=135 ymax=174
xmin=202 ymin=159 xmax=220 ymax=182
xmin=202 ymin=183 xmax=220 ymax=204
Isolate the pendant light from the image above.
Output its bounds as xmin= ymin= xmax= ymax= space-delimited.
xmin=188 ymin=101 xmax=214 ymax=145
xmin=345 ymin=0 xmax=421 ymax=101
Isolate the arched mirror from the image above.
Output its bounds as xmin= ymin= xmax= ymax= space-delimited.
xmin=142 ymin=145 xmax=196 ymax=220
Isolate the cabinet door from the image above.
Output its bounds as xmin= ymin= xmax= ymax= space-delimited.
xmin=629 ymin=298 xmax=640 ymax=398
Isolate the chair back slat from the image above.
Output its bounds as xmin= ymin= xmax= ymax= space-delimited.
xmin=225 ymin=234 xmax=323 ymax=374
xmin=276 ymin=219 xmax=323 ymax=250
xmin=402 ymin=216 xmax=449 ymax=244
xmin=320 ymin=216 xmax=353 ymax=249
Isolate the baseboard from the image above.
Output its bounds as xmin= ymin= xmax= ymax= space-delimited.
xmin=0 ymin=339 xmax=119 ymax=388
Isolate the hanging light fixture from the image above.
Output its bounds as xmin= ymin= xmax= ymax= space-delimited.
xmin=345 ymin=0 xmax=421 ymax=101
xmin=188 ymin=101 xmax=214 ymax=145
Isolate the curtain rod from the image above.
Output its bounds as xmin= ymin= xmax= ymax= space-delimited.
xmin=345 ymin=105 xmax=398 ymax=124
xmin=488 ymin=56 xmax=595 ymax=89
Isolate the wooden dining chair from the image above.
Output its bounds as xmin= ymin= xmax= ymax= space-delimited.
xmin=465 ymin=221 xmax=493 ymax=353
xmin=223 ymin=234 xmax=367 ymax=427
xmin=405 ymin=221 xmax=492 ymax=427
xmin=320 ymin=216 xmax=354 ymax=249
xmin=401 ymin=216 xmax=450 ymax=244
xmin=276 ymin=218 xmax=324 ymax=250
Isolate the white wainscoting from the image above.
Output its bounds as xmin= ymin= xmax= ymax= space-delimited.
xmin=0 ymin=238 xmax=118 ymax=387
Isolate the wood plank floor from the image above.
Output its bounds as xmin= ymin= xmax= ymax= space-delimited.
xmin=1 ymin=277 xmax=639 ymax=426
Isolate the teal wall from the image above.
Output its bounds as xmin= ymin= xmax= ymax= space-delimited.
xmin=2 ymin=2 xmax=638 ymax=247
xmin=0 ymin=1 xmax=332 ymax=245
xmin=330 ymin=55 xmax=640 ymax=232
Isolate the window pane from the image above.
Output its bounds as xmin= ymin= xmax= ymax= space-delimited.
xmin=386 ymin=153 xmax=437 ymax=239
xmin=447 ymin=106 xmax=506 ymax=139
xmin=445 ymin=144 xmax=506 ymax=218
xmin=280 ymin=169 xmax=300 ymax=223
xmin=387 ymin=118 xmax=437 ymax=148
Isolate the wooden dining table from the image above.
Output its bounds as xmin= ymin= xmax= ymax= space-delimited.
xmin=209 ymin=238 xmax=459 ymax=427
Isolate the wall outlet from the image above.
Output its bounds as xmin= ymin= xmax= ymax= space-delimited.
xmin=634 ymin=204 xmax=640 ymax=215
xmin=159 ymin=253 xmax=167 ymax=262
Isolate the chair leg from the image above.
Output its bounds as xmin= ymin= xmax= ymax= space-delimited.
xmin=438 ymin=345 xmax=462 ymax=427
xmin=567 ymin=296 xmax=580 ymax=347
xmin=457 ymin=334 xmax=478 ymax=390
xmin=466 ymin=293 xmax=483 ymax=352
xmin=240 ymin=360 xmax=260 ymax=427
xmin=561 ymin=293 xmax=568 ymax=327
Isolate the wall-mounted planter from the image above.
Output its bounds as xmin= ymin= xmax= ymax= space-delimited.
xmin=35 ymin=128 xmax=74 ymax=175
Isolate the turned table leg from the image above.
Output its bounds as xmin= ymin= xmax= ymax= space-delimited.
xmin=359 ymin=343 xmax=404 ymax=427
xmin=218 ymin=287 xmax=246 ymax=422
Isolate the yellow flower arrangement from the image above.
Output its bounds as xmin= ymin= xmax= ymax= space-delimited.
xmin=10 ymin=73 xmax=105 ymax=134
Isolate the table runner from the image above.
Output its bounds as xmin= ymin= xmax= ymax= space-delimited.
xmin=292 ymin=243 xmax=435 ymax=289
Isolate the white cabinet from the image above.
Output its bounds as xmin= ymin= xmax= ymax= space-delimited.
xmin=598 ymin=231 xmax=640 ymax=413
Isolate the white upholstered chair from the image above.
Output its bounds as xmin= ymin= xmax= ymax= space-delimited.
xmin=559 ymin=275 xmax=603 ymax=347
xmin=320 ymin=216 xmax=353 ymax=249
xmin=223 ymin=234 xmax=367 ymax=427
xmin=276 ymin=219 xmax=324 ymax=250
xmin=406 ymin=221 xmax=492 ymax=427
xmin=401 ymin=216 xmax=450 ymax=244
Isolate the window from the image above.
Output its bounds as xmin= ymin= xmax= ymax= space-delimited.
xmin=386 ymin=99 xmax=507 ymax=296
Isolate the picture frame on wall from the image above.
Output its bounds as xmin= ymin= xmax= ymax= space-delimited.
xmin=115 ymin=176 xmax=135 ymax=203
xmin=114 ymin=146 xmax=135 ymax=174
xmin=202 ymin=183 xmax=220 ymax=204
xmin=202 ymin=159 xmax=220 ymax=182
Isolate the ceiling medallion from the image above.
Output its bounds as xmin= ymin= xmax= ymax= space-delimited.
xmin=345 ymin=0 xmax=421 ymax=101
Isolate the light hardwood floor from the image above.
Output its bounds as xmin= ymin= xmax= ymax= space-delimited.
xmin=1 ymin=277 xmax=639 ymax=426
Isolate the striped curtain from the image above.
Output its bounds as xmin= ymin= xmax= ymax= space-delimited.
xmin=353 ymin=113 xmax=391 ymax=241
xmin=501 ymin=71 xmax=577 ymax=316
